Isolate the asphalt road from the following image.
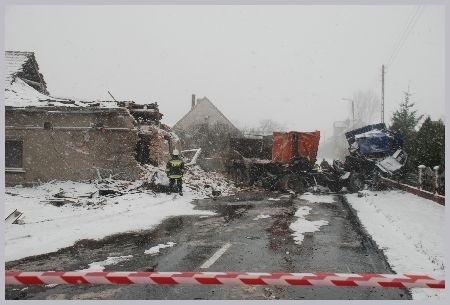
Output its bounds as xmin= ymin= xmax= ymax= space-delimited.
xmin=5 ymin=190 xmax=411 ymax=300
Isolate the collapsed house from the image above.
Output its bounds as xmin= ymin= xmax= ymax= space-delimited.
xmin=119 ymin=101 xmax=177 ymax=166
xmin=5 ymin=51 xmax=175 ymax=186
xmin=172 ymin=95 xmax=241 ymax=170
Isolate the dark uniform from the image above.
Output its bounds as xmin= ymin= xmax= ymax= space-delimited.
xmin=165 ymin=156 xmax=185 ymax=195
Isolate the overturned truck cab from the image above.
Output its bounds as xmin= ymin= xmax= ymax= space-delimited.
xmin=336 ymin=123 xmax=408 ymax=192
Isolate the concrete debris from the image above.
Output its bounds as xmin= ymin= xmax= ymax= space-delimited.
xmin=145 ymin=164 xmax=238 ymax=198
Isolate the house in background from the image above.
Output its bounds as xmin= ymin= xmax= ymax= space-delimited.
xmin=172 ymin=95 xmax=241 ymax=170
xmin=173 ymin=95 xmax=241 ymax=152
xmin=5 ymin=51 xmax=173 ymax=186
xmin=173 ymin=95 xmax=240 ymax=133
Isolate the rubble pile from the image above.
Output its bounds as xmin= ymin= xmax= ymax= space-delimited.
xmin=183 ymin=165 xmax=238 ymax=198
xmin=6 ymin=164 xmax=239 ymax=224
xmin=35 ymin=177 xmax=151 ymax=210
xmin=38 ymin=183 xmax=107 ymax=209
xmin=146 ymin=164 xmax=239 ymax=198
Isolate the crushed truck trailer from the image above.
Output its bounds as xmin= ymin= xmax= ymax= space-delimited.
xmin=226 ymin=123 xmax=408 ymax=194
xmin=226 ymin=131 xmax=324 ymax=193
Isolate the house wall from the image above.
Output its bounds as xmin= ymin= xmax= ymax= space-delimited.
xmin=5 ymin=108 xmax=143 ymax=185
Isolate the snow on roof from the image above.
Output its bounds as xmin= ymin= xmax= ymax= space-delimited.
xmin=355 ymin=129 xmax=391 ymax=139
xmin=5 ymin=78 xmax=120 ymax=109
xmin=5 ymin=51 xmax=119 ymax=109
xmin=5 ymin=78 xmax=73 ymax=107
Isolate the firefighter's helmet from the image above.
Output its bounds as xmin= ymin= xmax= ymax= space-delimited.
xmin=172 ymin=149 xmax=180 ymax=156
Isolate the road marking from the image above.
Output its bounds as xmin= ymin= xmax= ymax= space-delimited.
xmin=200 ymin=242 xmax=232 ymax=269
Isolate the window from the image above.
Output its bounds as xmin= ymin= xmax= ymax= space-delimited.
xmin=5 ymin=140 xmax=23 ymax=169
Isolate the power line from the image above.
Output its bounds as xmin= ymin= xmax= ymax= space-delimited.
xmin=362 ymin=6 xmax=419 ymax=94
xmin=347 ymin=5 xmax=426 ymax=125
xmin=386 ymin=5 xmax=425 ymax=69
xmin=385 ymin=6 xmax=420 ymax=67
xmin=387 ymin=6 xmax=424 ymax=68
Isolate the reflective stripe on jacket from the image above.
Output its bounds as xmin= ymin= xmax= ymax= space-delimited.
xmin=168 ymin=174 xmax=182 ymax=179
xmin=165 ymin=158 xmax=185 ymax=178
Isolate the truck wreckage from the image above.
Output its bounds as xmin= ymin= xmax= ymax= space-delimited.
xmin=225 ymin=123 xmax=407 ymax=193
xmin=323 ymin=123 xmax=408 ymax=192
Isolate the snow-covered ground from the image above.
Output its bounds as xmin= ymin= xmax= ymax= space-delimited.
xmin=77 ymin=255 xmax=133 ymax=272
xmin=345 ymin=190 xmax=445 ymax=300
xmin=5 ymin=167 xmax=237 ymax=263
xmin=144 ymin=242 xmax=177 ymax=255
xmin=4 ymin=174 xmax=445 ymax=300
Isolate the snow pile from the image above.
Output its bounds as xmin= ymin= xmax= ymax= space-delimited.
xmin=345 ymin=190 xmax=445 ymax=300
xmin=4 ymin=180 xmax=215 ymax=262
xmin=144 ymin=242 xmax=176 ymax=255
xmin=78 ymin=255 xmax=133 ymax=272
xmin=290 ymin=206 xmax=329 ymax=244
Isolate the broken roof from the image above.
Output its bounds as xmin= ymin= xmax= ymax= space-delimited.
xmin=6 ymin=51 xmax=39 ymax=86
xmin=5 ymin=51 xmax=49 ymax=94
xmin=4 ymin=51 xmax=119 ymax=109
xmin=5 ymin=77 xmax=120 ymax=109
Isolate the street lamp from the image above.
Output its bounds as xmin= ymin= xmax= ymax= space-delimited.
xmin=341 ymin=98 xmax=355 ymax=129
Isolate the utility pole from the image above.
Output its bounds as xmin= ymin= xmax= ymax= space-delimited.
xmin=381 ymin=65 xmax=385 ymax=123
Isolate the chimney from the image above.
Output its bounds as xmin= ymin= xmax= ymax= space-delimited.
xmin=191 ymin=94 xmax=196 ymax=110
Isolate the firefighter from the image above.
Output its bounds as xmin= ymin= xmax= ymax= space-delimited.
xmin=165 ymin=149 xmax=185 ymax=195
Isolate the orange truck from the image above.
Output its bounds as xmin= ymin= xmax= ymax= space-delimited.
xmin=226 ymin=130 xmax=322 ymax=192
xmin=272 ymin=131 xmax=321 ymax=165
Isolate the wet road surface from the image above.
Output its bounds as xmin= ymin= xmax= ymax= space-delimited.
xmin=6 ymin=191 xmax=411 ymax=300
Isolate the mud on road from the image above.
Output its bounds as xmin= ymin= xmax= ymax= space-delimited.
xmin=6 ymin=191 xmax=411 ymax=300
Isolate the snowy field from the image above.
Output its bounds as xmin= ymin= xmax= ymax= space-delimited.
xmin=345 ymin=190 xmax=445 ymax=300
xmin=5 ymin=166 xmax=236 ymax=263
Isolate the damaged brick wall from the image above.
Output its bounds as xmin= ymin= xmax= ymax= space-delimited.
xmin=5 ymin=107 xmax=144 ymax=186
xmin=146 ymin=130 xmax=168 ymax=166
xmin=138 ymin=125 xmax=178 ymax=166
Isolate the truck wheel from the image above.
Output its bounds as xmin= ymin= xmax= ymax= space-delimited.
xmin=348 ymin=173 xmax=365 ymax=193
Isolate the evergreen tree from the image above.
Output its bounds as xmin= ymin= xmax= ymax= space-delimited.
xmin=414 ymin=117 xmax=445 ymax=168
xmin=389 ymin=91 xmax=423 ymax=171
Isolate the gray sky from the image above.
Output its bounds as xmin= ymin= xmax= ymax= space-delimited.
xmin=5 ymin=5 xmax=445 ymax=139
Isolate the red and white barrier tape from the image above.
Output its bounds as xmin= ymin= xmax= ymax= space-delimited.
xmin=5 ymin=271 xmax=444 ymax=288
